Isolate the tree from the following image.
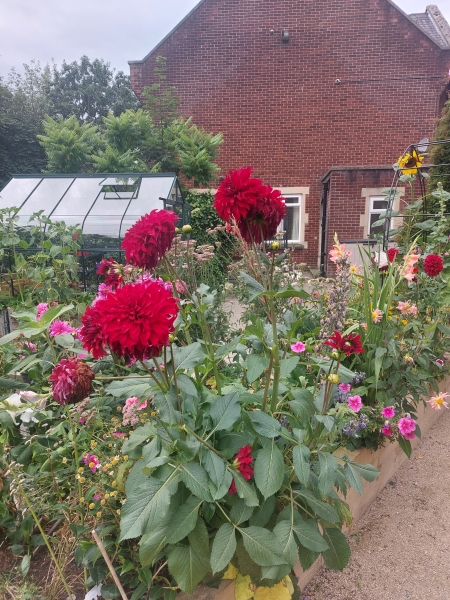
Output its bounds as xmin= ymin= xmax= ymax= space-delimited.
xmin=427 ymin=99 xmax=450 ymax=212
xmin=44 ymin=56 xmax=140 ymax=124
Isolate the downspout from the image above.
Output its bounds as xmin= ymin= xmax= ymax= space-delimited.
xmin=319 ymin=177 xmax=330 ymax=277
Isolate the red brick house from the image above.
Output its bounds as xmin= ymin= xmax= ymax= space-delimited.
xmin=129 ymin=1 xmax=450 ymax=274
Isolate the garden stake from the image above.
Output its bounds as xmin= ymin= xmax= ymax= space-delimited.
xmin=92 ymin=529 xmax=129 ymax=600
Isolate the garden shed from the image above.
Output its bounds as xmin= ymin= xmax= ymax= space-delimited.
xmin=0 ymin=172 xmax=188 ymax=291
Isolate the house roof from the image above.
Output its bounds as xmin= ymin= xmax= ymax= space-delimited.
xmin=129 ymin=0 xmax=450 ymax=66
xmin=408 ymin=5 xmax=450 ymax=49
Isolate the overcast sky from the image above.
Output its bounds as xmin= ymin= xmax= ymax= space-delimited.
xmin=1 ymin=0 xmax=450 ymax=79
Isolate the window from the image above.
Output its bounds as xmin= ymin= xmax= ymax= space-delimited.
xmin=368 ymin=196 xmax=390 ymax=236
xmin=279 ymin=195 xmax=302 ymax=243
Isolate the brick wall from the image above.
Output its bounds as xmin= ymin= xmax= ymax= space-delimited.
xmin=130 ymin=0 xmax=450 ymax=267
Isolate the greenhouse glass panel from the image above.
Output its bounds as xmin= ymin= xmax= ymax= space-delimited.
xmin=52 ymin=178 xmax=104 ymax=218
xmin=0 ymin=178 xmax=42 ymax=207
xmin=18 ymin=178 xmax=73 ymax=218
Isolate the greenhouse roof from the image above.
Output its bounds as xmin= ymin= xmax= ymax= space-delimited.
xmin=0 ymin=173 xmax=184 ymax=239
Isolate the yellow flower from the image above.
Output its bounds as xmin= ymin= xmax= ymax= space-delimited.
xmin=89 ymin=462 xmax=95 ymax=468
xmin=62 ymin=457 xmax=67 ymax=464
xmin=123 ymin=455 xmax=128 ymax=461
xmin=116 ymin=406 xmax=122 ymax=412
xmin=111 ymin=480 xmax=117 ymax=487
xmin=96 ymin=511 xmax=102 ymax=518
xmin=396 ymin=149 xmax=423 ymax=175
xmin=75 ymin=474 xmax=80 ymax=480
xmin=116 ymin=509 xmax=121 ymax=515
xmin=78 ymin=467 xmax=84 ymax=473
xmin=104 ymin=493 xmax=110 ymax=499
xmin=89 ymin=503 xmax=95 ymax=509
xmin=401 ymin=319 xmax=408 ymax=325
xmin=328 ymin=373 xmax=340 ymax=384
xmin=80 ymin=497 xmax=84 ymax=503
xmin=79 ymin=477 xmax=85 ymax=483
xmin=111 ymin=457 xmax=119 ymax=465
xmin=100 ymin=499 xmax=106 ymax=505
xmin=90 ymin=441 xmax=97 ymax=449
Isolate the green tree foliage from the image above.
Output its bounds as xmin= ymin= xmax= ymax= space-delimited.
xmin=45 ymin=56 xmax=140 ymax=124
xmin=428 ymin=99 xmax=450 ymax=212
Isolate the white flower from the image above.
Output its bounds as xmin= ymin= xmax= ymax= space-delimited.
xmin=2 ymin=393 xmax=23 ymax=408
xmin=19 ymin=408 xmax=39 ymax=424
xmin=84 ymin=585 xmax=102 ymax=600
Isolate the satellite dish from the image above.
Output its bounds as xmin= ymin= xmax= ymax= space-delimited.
xmin=417 ymin=138 xmax=429 ymax=153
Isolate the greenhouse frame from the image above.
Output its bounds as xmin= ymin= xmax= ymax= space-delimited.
xmin=0 ymin=172 xmax=188 ymax=292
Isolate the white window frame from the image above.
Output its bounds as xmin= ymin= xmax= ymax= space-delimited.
xmin=278 ymin=195 xmax=302 ymax=244
xmin=360 ymin=187 xmax=404 ymax=239
xmin=368 ymin=196 xmax=390 ymax=237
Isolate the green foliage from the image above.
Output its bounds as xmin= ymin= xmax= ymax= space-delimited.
xmin=428 ymin=99 xmax=450 ymax=209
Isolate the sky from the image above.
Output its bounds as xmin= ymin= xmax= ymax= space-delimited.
xmin=1 ymin=0 xmax=450 ymax=79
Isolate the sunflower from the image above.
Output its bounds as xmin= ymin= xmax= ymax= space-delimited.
xmin=396 ymin=149 xmax=423 ymax=175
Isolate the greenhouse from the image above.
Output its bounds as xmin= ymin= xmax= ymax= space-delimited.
xmin=0 ymin=172 xmax=188 ymax=291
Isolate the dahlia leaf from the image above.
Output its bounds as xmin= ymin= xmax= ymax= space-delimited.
xmin=248 ymin=411 xmax=281 ymax=438
xmin=208 ymin=392 xmax=241 ymax=433
xmin=245 ymin=355 xmax=270 ymax=384
xmin=272 ymin=521 xmax=299 ymax=567
xmin=168 ymin=540 xmax=210 ymax=594
xmin=343 ymin=459 xmax=379 ymax=482
xmin=215 ymin=335 xmax=243 ymax=360
xmin=165 ymin=495 xmax=202 ymax=543
xmin=249 ymin=495 xmax=277 ymax=527
xmin=119 ymin=469 xmax=180 ymax=541
xmin=139 ymin=529 xmax=167 ymax=567
xmin=37 ymin=303 xmax=74 ymax=326
xmin=343 ymin=463 xmax=363 ymax=495
xmin=239 ymin=272 xmax=265 ymax=300
xmin=317 ymin=451 xmax=339 ymax=496
xmin=292 ymin=444 xmax=311 ymax=486
xmin=106 ymin=378 xmax=153 ymax=399
xmin=181 ymin=463 xmax=213 ymax=502
xmin=202 ymin=449 xmax=226 ymax=487
xmin=230 ymin=497 xmax=254 ymax=525
xmin=176 ymin=374 xmax=197 ymax=396
xmin=292 ymin=518 xmax=329 ymax=553
xmin=153 ymin=390 xmax=180 ymax=424
xmin=321 ymin=528 xmax=350 ymax=570
xmin=292 ymin=488 xmax=339 ymax=523
xmin=210 ymin=523 xmax=236 ymax=574
xmin=279 ymin=357 xmax=299 ymax=377
xmin=254 ymin=441 xmax=284 ymax=499
xmin=122 ymin=423 xmax=157 ymax=455
xmin=240 ymin=526 xmax=286 ymax=567
xmin=171 ymin=342 xmax=205 ymax=372
xmin=233 ymin=472 xmax=259 ymax=507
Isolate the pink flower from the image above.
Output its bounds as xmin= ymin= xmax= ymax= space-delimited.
xmin=83 ymin=454 xmax=100 ymax=473
xmin=112 ymin=431 xmax=126 ymax=438
xmin=347 ymin=395 xmax=363 ymax=412
xmin=397 ymin=301 xmax=418 ymax=317
xmin=291 ymin=341 xmax=306 ymax=353
xmin=371 ymin=308 xmax=383 ymax=323
xmin=436 ymin=359 xmax=444 ymax=367
xmin=381 ymin=406 xmax=395 ymax=418
xmin=36 ymin=303 xmax=49 ymax=321
xmin=175 ymin=280 xmax=189 ymax=295
xmin=339 ymin=383 xmax=351 ymax=393
xmin=23 ymin=341 xmax=37 ymax=352
xmin=398 ymin=415 xmax=416 ymax=439
xmin=329 ymin=243 xmax=351 ymax=264
xmin=381 ymin=422 xmax=393 ymax=436
xmin=49 ymin=320 xmax=78 ymax=337
xmin=426 ymin=392 xmax=450 ymax=410
xmin=401 ymin=253 xmax=420 ymax=283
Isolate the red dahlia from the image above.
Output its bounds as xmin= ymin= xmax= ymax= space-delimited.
xmin=324 ymin=330 xmax=364 ymax=357
xmin=213 ymin=167 xmax=264 ymax=223
xmin=121 ymin=210 xmax=178 ymax=270
xmin=97 ymin=258 xmax=123 ymax=289
xmin=237 ymin=185 xmax=286 ymax=244
xmin=423 ymin=254 xmax=444 ymax=277
xmin=387 ymin=248 xmax=399 ymax=263
xmin=80 ymin=304 xmax=108 ymax=359
xmin=50 ymin=358 xmax=94 ymax=405
xmin=84 ymin=280 xmax=179 ymax=361
xmin=229 ymin=445 xmax=254 ymax=494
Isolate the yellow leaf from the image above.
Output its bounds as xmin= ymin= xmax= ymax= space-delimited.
xmin=235 ymin=574 xmax=255 ymax=600
xmin=283 ymin=576 xmax=294 ymax=595
xmin=253 ymin=580 xmax=292 ymax=600
xmin=206 ymin=376 xmax=217 ymax=389
xmin=223 ymin=563 xmax=239 ymax=580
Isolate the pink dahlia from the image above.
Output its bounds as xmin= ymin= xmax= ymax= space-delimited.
xmin=398 ymin=415 xmax=417 ymax=439
xmin=213 ymin=167 xmax=263 ymax=223
xmin=236 ymin=186 xmax=286 ymax=244
xmin=85 ymin=280 xmax=178 ymax=361
xmin=347 ymin=395 xmax=363 ymax=412
xmin=36 ymin=303 xmax=49 ymax=321
xmin=121 ymin=210 xmax=178 ymax=270
xmin=423 ymin=254 xmax=444 ymax=277
xmin=229 ymin=445 xmax=254 ymax=494
xmin=381 ymin=406 xmax=395 ymax=419
xmin=49 ymin=320 xmax=78 ymax=338
xmin=50 ymin=357 xmax=95 ymax=405
xmin=80 ymin=304 xmax=107 ymax=359
xmin=426 ymin=392 xmax=450 ymax=411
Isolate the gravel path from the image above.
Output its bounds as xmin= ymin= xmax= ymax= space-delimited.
xmin=301 ymin=407 xmax=450 ymax=600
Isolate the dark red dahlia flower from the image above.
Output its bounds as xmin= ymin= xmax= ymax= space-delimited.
xmin=213 ymin=167 xmax=264 ymax=223
xmin=97 ymin=258 xmax=123 ymax=289
xmin=90 ymin=280 xmax=179 ymax=361
xmin=237 ymin=185 xmax=286 ymax=244
xmin=229 ymin=445 xmax=254 ymax=494
xmin=387 ymin=248 xmax=399 ymax=263
xmin=80 ymin=304 xmax=108 ymax=359
xmin=423 ymin=254 xmax=444 ymax=277
xmin=50 ymin=357 xmax=95 ymax=405
xmin=121 ymin=210 xmax=178 ymax=270
xmin=324 ymin=330 xmax=364 ymax=357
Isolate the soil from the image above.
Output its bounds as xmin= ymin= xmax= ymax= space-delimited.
xmin=301 ymin=407 xmax=450 ymax=600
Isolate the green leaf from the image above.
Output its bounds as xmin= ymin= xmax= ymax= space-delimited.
xmin=153 ymin=390 xmax=180 ymax=424
xmin=254 ymin=440 xmax=285 ymax=499
xmin=0 ymin=330 xmax=21 ymax=346
xmin=343 ymin=462 xmax=363 ymax=495
xmin=275 ymin=289 xmax=309 ymax=299
xmin=397 ymin=435 xmax=412 ymax=458
xmin=119 ymin=469 xmax=180 ymax=541
xmin=248 ymin=411 xmax=281 ymax=438
xmin=176 ymin=374 xmax=197 ymax=396
xmin=318 ymin=451 xmax=338 ymax=496
xmin=346 ymin=461 xmax=379 ymax=482
xmin=210 ymin=523 xmax=237 ymax=574
xmin=106 ymin=377 xmax=153 ymax=399
xmin=38 ymin=303 xmax=74 ymax=325
xmin=0 ymin=378 xmax=28 ymax=390
xmin=0 ymin=410 xmax=16 ymax=431
xmin=171 ymin=342 xmax=205 ymax=372
xmin=233 ymin=472 xmax=259 ymax=507
xmin=53 ymin=333 xmax=75 ymax=348
xmin=139 ymin=530 xmax=167 ymax=567
xmin=230 ymin=497 xmax=254 ymax=525
xmin=215 ymin=335 xmax=243 ymax=360
xmin=292 ymin=445 xmax=311 ymax=486
xmin=239 ymin=272 xmax=265 ymax=300
xmin=279 ymin=357 xmax=299 ymax=377
xmin=240 ymin=526 xmax=286 ymax=567
xmin=293 ymin=488 xmax=340 ymax=523
xmin=246 ymin=355 xmax=270 ymax=384
xmin=321 ymin=527 xmax=351 ymax=570
xmin=202 ymin=449 xmax=226 ymax=487
xmin=122 ymin=423 xmax=156 ymax=454
xmin=168 ymin=541 xmax=210 ymax=594
xmin=292 ymin=517 xmax=329 ymax=552
xmin=249 ymin=495 xmax=276 ymax=527
xmin=288 ymin=389 xmax=315 ymax=422
xmin=209 ymin=392 xmax=241 ymax=433
xmin=298 ymin=545 xmax=319 ymax=571
xmin=315 ymin=415 xmax=335 ymax=431
xmin=273 ymin=520 xmax=298 ymax=567
xmin=181 ymin=463 xmax=213 ymax=501
xmin=166 ymin=496 xmax=202 ymax=543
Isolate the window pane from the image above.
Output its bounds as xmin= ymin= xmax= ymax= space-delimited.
xmin=372 ymin=200 xmax=388 ymax=210
xmin=285 ymin=206 xmax=300 ymax=242
xmin=369 ymin=213 xmax=386 ymax=235
xmin=0 ymin=178 xmax=42 ymax=208
xmin=285 ymin=196 xmax=300 ymax=205
xmin=19 ymin=178 xmax=73 ymax=217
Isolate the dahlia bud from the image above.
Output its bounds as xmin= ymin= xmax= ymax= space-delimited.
xmin=182 ymin=224 xmax=192 ymax=233
xmin=168 ymin=334 xmax=175 ymax=343
xmin=328 ymin=373 xmax=340 ymax=384
xmin=270 ymin=241 xmax=280 ymax=251
xmin=331 ymin=351 xmax=340 ymax=360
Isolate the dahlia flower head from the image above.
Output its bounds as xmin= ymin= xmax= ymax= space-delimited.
xmin=237 ymin=185 xmax=286 ymax=244
xmin=96 ymin=258 xmax=123 ymax=289
xmin=49 ymin=320 xmax=79 ymax=338
xmin=80 ymin=279 xmax=179 ymax=361
xmin=324 ymin=330 xmax=364 ymax=357
xmin=229 ymin=445 xmax=254 ymax=494
xmin=50 ymin=357 xmax=95 ymax=405
xmin=121 ymin=209 xmax=178 ymax=270
xmin=423 ymin=254 xmax=444 ymax=277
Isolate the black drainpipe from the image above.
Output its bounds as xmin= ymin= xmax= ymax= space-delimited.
xmin=319 ymin=177 xmax=330 ymax=277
